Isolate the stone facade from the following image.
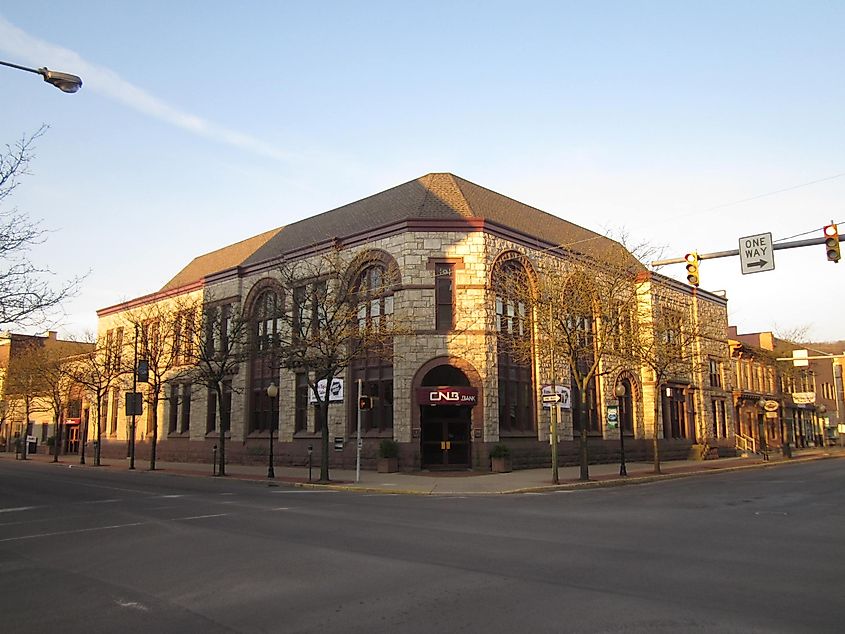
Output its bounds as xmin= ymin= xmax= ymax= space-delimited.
xmin=92 ymin=173 xmax=737 ymax=471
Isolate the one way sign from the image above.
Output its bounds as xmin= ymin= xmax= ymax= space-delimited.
xmin=739 ymin=232 xmax=775 ymax=275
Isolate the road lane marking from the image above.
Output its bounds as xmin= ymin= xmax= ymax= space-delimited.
xmin=0 ymin=521 xmax=147 ymax=543
xmin=0 ymin=507 xmax=37 ymax=513
xmin=171 ymin=513 xmax=229 ymax=521
xmin=116 ymin=599 xmax=149 ymax=611
xmin=83 ymin=499 xmax=121 ymax=504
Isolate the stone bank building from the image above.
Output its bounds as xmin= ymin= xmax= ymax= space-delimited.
xmin=97 ymin=174 xmax=736 ymax=470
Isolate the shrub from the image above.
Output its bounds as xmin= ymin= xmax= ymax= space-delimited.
xmin=489 ymin=443 xmax=510 ymax=459
xmin=378 ymin=439 xmax=399 ymax=459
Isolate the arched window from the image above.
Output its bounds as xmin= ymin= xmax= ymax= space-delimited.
xmin=493 ymin=257 xmax=534 ymax=432
xmin=249 ymin=288 xmax=282 ymax=433
xmin=351 ymin=263 xmax=394 ymax=432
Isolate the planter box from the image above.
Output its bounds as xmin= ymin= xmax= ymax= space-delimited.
xmin=491 ymin=456 xmax=511 ymax=473
xmin=377 ymin=457 xmax=398 ymax=473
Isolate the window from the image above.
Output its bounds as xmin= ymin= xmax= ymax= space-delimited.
xmin=110 ymin=388 xmax=119 ymax=435
xmin=295 ymin=372 xmax=309 ymax=433
xmin=571 ymin=378 xmax=600 ymax=434
xmin=435 ymin=263 xmax=454 ymax=331
xmin=173 ymin=311 xmax=195 ymax=365
xmin=169 ymin=384 xmax=179 ymax=433
xmin=708 ymin=359 xmax=722 ymax=388
xmin=170 ymin=383 xmax=192 ymax=434
xmin=105 ymin=327 xmax=124 ymax=373
xmin=662 ymin=386 xmax=689 ymax=439
xmin=711 ymin=399 xmax=727 ymax=438
xmin=494 ymin=257 xmax=534 ymax=432
xmin=249 ymin=289 xmax=282 ymax=433
xmin=206 ymin=381 xmax=232 ymax=434
xmin=351 ymin=263 xmax=395 ymax=432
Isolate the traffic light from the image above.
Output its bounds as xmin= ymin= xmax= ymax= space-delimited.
xmin=136 ymin=359 xmax=149 ymax=383
xmin=358 ymin=395 xmax=372 ymax=410
xmin=823 ymin=223 xmax=840 ymax=263
xmin=684 ymin=251 xmax=700 ymax=287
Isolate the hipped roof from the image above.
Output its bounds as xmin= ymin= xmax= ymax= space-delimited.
xmin=162 ymin=173 xmax=624 ymax=291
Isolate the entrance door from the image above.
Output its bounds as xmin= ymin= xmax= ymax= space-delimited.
xmin=421 ymin=409 xmax=471 ymax=469
xmin=65 ymin=425 xmax=79 ymax=454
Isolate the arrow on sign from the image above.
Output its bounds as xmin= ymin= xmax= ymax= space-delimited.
xmin=746 ymin=259 xmax=769 ymax=268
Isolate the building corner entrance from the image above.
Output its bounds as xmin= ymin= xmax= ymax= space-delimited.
xmin=417 ymin=364 xmax=479 ymax=470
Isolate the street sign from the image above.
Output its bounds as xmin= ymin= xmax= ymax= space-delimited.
xmin=739 ymin=232 xmax=775 ymax=274
xmin=541 ymin=385 xmax=571 ymax=409
xmin=542 ymin=394 xmax=561 ymax=403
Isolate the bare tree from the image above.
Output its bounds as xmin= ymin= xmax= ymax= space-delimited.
xmin=122 ymin=298 xmax=195 ymax=470
xmin=630 ymin=275 xmax=708 ymax=473
xmin=36 ymin=341 xmax=83 ymax=462
xmin=272 ymin=249 xmax=405 ymax=483
xmin=0 ymin=127 xmax=81 ymax=329
xmin=3 ymin=340 xmax=50 ymax=459
xmin=181 ymin=297 xmax=251 ymax=477
xmin=64 ymin=332 xmax=126 ymax=465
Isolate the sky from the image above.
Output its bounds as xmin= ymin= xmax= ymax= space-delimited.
xmin=1 ymin=1 xmax=843 ymax=342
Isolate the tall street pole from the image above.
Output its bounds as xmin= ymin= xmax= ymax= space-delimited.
xmin=130 ymin=324 xmax=138 ymax=470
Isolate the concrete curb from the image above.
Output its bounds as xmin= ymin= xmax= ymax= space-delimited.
xmin=3 ymin=450 xmax=838 ymax=496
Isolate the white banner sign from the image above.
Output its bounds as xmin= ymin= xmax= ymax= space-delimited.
xmin=309 ymin=378 xmax=344 ymax=403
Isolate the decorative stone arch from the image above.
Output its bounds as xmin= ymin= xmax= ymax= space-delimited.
xmin=242 ymin=276 xmax=286 ymax=318
xmin=410 ymin=356 xmax=484 ymax=436
xmin=489 ymin=249 xmax=539 ymax=292
xmin=340 ymin=248 xmax=402 ymax=297
xmin=612 ymin=370 xmax=641 ymax=437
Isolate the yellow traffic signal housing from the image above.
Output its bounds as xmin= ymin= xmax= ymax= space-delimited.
xmin=824 ymin=223 xmax=840 ymax=262
xmin=684 ymin=252 xmax=700 ymax=287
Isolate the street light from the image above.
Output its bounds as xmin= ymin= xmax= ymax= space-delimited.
xmin=756 ymin=398 xmax=769 ymax=461
xmin=817 ymin=404 xmax=827 ymax=447
xmin=266 ymin=382 xmax=278 ymax=478
xmin=615 ymin=382 xmax=627 ymax=476
xmin=1 ymin=60 xmax=82 ymax=93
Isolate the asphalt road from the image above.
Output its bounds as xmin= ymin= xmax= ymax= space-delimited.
xmin=1 ymin=458 xmax=842 ymax=633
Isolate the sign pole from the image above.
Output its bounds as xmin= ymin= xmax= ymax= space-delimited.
xmin=549 ymin=304 xmax=559 ymax=485
xmin=356 ymin=378 xmax=362 ymax=483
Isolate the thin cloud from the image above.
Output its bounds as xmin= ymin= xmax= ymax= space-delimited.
xmin=0 ymin=16 xmax=290 ymax=161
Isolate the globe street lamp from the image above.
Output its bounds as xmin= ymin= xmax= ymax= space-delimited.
xmin=615 ymin=382 xmax=628 ymax=477
xmin=1 ymin=60 xmax=83 ymax=93
xmin=266 ymin=382 xmax=278 ymax=478
xmin=756 ymin=398 xmax=769 ymax=460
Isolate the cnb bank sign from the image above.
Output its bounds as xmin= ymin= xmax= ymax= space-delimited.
xmin=416 ymin=387 xmax=479 ymax=406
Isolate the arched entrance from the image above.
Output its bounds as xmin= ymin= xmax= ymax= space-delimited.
xmin=417 ymin=364 xmax=477 ymax=469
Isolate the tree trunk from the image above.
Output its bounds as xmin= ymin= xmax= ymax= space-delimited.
xmin=652 ymin=388 xmax=662 ymax=474
xmin=52 ymin=412 xmax=61 ymax=463
xmin=95 ymin=398 xmax=102 ymax=466
xmin=149 ymin=398 xmax=158 ymax=471
xmin=579 ymin=405 xmax=589 ymax=481
xmin=79 ymin=414 xmax=87 ymax=465
xmin=218 ymin=385 xmax=227 ymax=477
xmin=320 ymin=398 xmax=330 ymax=482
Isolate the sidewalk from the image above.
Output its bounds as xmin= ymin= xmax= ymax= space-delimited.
xmin=4 ymin=447 xmax=841 ymax=495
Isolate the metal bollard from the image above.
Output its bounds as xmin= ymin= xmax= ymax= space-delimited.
xmin=212 ymin=444 xmax=218 ymax=476
xmin=307 ymin=445 xmax=313 ymax=482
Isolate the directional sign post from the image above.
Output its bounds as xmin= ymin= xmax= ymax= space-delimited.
xmin=739 ymin=232 xmax=775 ymax=275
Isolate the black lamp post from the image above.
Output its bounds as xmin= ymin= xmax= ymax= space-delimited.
xmin=615 ymin=382 xmax=627 ymax=477
xmin=756 ymin=398 xmax=769 ymax=460
xmin=266 ymin=382 xmax=278 ymax=478
xmin=1 ymin=60 xmax=82 ymax=93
